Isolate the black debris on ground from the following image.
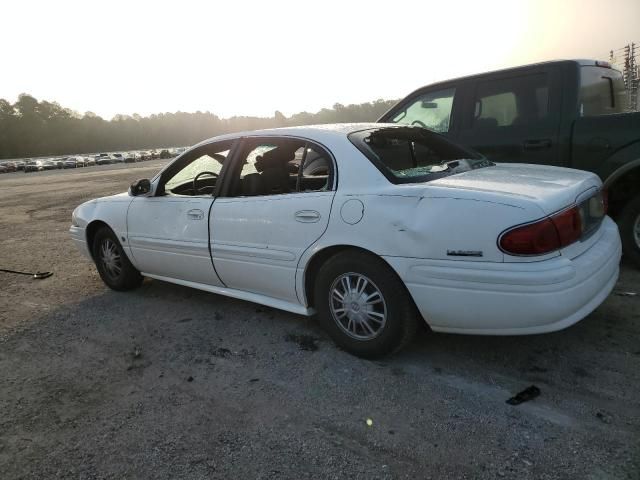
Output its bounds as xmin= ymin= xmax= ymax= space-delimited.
xmin=284 ymin=333 xmax=319 ymax=352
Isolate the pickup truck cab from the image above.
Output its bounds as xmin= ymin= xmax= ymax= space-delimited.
xmin=379 ymin=59 xmax=640 ymax=266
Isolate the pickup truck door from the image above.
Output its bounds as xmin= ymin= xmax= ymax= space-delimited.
xmin=456 ymin=68 xmax=563 ymax=165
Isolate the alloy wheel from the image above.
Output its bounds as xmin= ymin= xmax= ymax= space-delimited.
xmin=100 ymin=238 xmax=122 ymax=280
xmin=329 ymin=272 xmax=387 ymax=340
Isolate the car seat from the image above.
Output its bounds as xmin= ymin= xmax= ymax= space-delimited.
xmin=255 ymin=148 xmax=292 ymax=194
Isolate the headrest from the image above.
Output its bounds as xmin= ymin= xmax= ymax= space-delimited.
xmin=255 ymin=146 xmax=295 ymax=172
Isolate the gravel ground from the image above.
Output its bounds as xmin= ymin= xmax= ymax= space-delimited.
xmin=0 ymin=163 xmax=638 ymax=479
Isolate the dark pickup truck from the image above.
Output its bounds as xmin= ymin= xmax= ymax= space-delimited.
xmin=379 ymin=59 xmax=640 ymax=266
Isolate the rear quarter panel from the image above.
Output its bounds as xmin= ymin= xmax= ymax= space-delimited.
xmin=304 ymin=187 xmax=548 ymax=264
xmin=300 ymin=140 xmax=555 ymax=265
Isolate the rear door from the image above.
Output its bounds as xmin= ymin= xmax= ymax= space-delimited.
xmin=210 ymin=137 xmax=336 ymax=304
xmin=456 ymin=67 xmax=563 ymax=165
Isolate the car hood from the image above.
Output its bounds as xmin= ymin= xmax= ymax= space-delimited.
xmin=427 ymin=163 xmax=601 ymax=215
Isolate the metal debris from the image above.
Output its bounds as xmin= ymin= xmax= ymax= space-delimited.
xmin=506 ymin=385 xmax=541 ymax=405
xmin=0 ymin=268 xmax=53 ymax=279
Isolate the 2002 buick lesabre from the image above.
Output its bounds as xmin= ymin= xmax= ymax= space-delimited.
xmin=70 ymin=124 xmax=621 ymax=357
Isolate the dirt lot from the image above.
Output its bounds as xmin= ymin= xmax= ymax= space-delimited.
xmin=0 ymin=163 xmax=638 ymax=479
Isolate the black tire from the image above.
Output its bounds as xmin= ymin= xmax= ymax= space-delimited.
xmin=92 ymin=226 xmax=143 ymax=291
xmin=314 ymin=250 xmax=419 ymax=358
xmin=619 ymin=194 xmax=640 ymax=268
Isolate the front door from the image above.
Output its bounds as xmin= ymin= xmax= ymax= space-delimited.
xmin=211 ymin=137 xmax=336 ymax=303
xmin=127 ymin=141 xmax=235 ymax=286
xmin=127 ymin=196 xmax=219 ymax=285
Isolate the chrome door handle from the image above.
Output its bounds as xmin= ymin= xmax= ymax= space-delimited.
xmin=187 ymin=209 xmax=204 ymax=220
xmin=295 ymin=210 xmax=321 ymax=223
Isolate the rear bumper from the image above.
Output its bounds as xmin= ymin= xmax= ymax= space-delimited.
xmin=385 ymin=217 xmax=621 ymax=335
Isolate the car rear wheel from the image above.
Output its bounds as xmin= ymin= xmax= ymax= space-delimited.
xmin=92 ymin=226 xmax=143 ymax=291
xmin=619 ymin=194 xmax=640 ymax=268
xmin=314 ymin=250 xmax=419 ymax=358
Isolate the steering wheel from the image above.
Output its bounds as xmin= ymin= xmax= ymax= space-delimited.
xmin=411 ymin=120 xmax=428 ymax=128
xmin=193 ymin=171 xmax=218 ymax=194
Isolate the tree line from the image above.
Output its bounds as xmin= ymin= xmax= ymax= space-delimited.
xmin=0 ymin=94 xmax=398 ymax=159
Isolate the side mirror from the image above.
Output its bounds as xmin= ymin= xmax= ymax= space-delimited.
xmin=130 ymin=178 xmax=151 ymax=196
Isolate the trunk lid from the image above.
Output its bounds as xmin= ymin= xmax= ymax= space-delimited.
xmin=429 ymin=163 xmax=602 ymax=215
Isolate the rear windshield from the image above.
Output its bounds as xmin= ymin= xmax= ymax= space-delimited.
xmin=579 ymin=66 xmax=627 ymax=116
xmin=348 ymin=127 xmax=490 ymax=184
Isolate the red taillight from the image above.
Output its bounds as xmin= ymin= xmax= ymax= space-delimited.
xmin=552 ymin=206 xmax=582 ymax=247
xmin=500 ymin=206 xmax=583 ymax=256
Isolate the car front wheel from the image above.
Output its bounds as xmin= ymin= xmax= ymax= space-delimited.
xmin=92 ymin=226 xmax=143 ymax=291
xmin=314 ymin=250 xmax=419 ymax=358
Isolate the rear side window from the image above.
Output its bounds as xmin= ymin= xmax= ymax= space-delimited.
xmin=390 ymin=88 xmax=456 ymax=133
xmin=579 ymin=66 xmax=627 ymax=116
xmin=349 ymin=127 xmax=487 ymax=185
xmin=473 ymin=74 xmax=549 ymax=128
xmin=229 ymin=138 xmax=333 ymax=197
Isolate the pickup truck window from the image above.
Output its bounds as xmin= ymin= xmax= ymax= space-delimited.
xmin=390 ymin=88 xmax=455 ymax=133
xmin=579 ymin=66 xmax=626 ymax=116
xmin=473 ymin=74 xmax=549 ymax=128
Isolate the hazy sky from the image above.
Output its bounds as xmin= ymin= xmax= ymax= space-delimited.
xmin=1 ymin=0 xmax=638 ymax=119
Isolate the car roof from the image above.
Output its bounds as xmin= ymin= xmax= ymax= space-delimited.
xmin=194 ymin=123 xmax=399 ymax=148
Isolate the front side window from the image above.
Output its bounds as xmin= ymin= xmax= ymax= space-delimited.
xmin=161 ymin=141 xmax=233 ymax=196
xmin=229 ymin=138 xmax=333 ymax=197
xmin=390 ymin=88 xmax=456 ymax=133
xmin=473 ymin=74 xmax=549 ymax=128
xmin=349 ymin=127 xmax=488 ymax=185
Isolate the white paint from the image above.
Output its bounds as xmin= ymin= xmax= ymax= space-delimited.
xmin=340 ymin=199 xmax=365 ymax=225
xmin=210 ymin=191 xmax=334 ymax=303
xmin=142 ymin=273 xmax=314 ymax=316
xmin=127 ymin=195 xmax=223 ymax=286
xmin=70 ymin=123 xmax=621 ymax=335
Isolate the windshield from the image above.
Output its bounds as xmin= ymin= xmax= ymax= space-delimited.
xmin=349 ymin=127 xmax=491 ymax=184
xmin=389 ymin=87 xmax=456 ymax=133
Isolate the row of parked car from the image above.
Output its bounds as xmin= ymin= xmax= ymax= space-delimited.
xmin=0 ymin=147 xmax=188 ymax=174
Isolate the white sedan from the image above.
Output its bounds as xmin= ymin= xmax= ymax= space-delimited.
xmin=70 ymin=124 xmax=621 ymax=357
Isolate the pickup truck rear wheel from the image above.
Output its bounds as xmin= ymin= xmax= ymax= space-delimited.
xmin=314 ymin=250 xmax=419 ymax=358
xmin=619 ymin=194 xmax=640 ymax=268
xmin=92 ymin=226 xmax=143 ymax=291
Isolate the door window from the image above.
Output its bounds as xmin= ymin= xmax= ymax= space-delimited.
xmin=579 ymin=66 xmax=627 ymax=115
xmin=159 ymin=140 xmax=234 ymax=196
xmin=473 ymin=74 xmax=549 ymax=128
xmin=390 ymin=88 xmax=456 ymax=133
xmin=229 ymin=138 xmax=333 ymax=197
